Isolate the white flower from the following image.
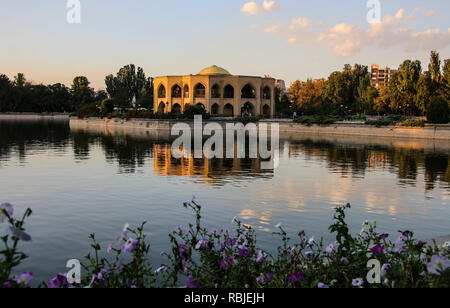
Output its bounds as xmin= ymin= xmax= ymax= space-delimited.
xmin=443 ymin=241 xmax=450 ymax=249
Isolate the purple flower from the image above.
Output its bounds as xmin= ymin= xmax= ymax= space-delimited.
xmin=256 ymin=250 xmax=268 ymax=263
xmin=115 ymin=224 xmax=129 ymax=245
xmin=174 ymin=225 xmax=183 ymax=235
xmin=396 ymin=234 xmax=407 ymax=244
xmin=96 ymin=269 xmax=107 ymax=280
xmin=183 ymin=196 xmax=196 ymax=207
xmin=179 ymin=244 xmax=189 ymax=259
xmin=47 ymin=273 xmax=69 ymax=289
xmin=0 ymin=203 xmax=14 ymax=223
xmin=226 ymin=237 xmax=237 ymax=247
xmin=427 ymin=255 xmax=450 ymax=276
xmin=238 ymin=249 xmax=251 ymax=257
xmin=394 ymin=246 xmax=405 ymax=253
xmin=370 ymin=245 xmax=384 ymax=255
xmin=116 ymin=258 xmax=124 ymax=271
xmin=352 ymin=278 xmax=364 ymax=287
xmin=220 ymin=256 xmax=234 ymax=270
xmin=288 ymin=272 xmax=304 ymax=284
xmin=256 ymin=276 xmax=265 ymax=284
xmin=378 ymin=233 xmax=389 ymax=240
xmin=325 ymin=241 xmax=339 ymax=254
xmin=305 ymin=251 xmax=314 ymax=259
xmin=183 ymin=262 xmax=191 ymax=275
xmin=13 ymin=272 xmax=33 ymax=288
xmin=195 ymin=239 xmax=210 ymax=250
xmin=264 ymin=272 xmax=273 ymax=282
xmin=318 ymin=282 xmax=329 ymax=289
xmin=7 ymin=226 xmax=32 ymax=242
xmin=123 ymin=238 xmax=138 ymax=253
xmin=107 ymin=244 xmax=113 ymax=254
xmin=187 ymin=275 xmax=200 ymax=288
xmin=2 ymin=282 xmax=14 ymax=288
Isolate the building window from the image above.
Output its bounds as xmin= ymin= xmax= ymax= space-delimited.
xmin=194 ymin=84 xmax=206 ymax=98
xmin=211 ymin=84 xmax=220 ymax=98
xmin=172 ymin=85 xmax=181 ymax=98
xmin=241 ymin=84 xmax=256 ymax=99
xmin=224 ymin=85 xmax=234 ymax=99
xmin=263 ymin=86 xmax=271 ymax=99
xmin=158 ymin=85 xmax=166 ymax=98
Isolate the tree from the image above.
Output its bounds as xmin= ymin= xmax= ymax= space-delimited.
xmin=427 ymin=96 xmax=449 ymax=124
xmin=428 ymin=50 xmax=442 ymax=86
xmin=71 ymin=76 xmax=95 ymax=109
xmin=0 ymin=74 xmax=13 ymax=112
xmin=105 ymin=64 xmax=149 ymax=111
xmin=356 ymin=77 xmax=377 ymax=114
xmin=415 ymin=72 xmax=433 ymax=114
xmin=322 ymin=70 xmax=353 ymax=113
xmin=288 ymin=80 xmax=303 ymax=108
xmin=441 ymin=59 xmax=450 ymax=105
xmin=373 ymin=86 xmax=391 ymax=115
xmin=391 ymin=60 xmax=422 ymax=115
xmin=297 ymin=79 xmax=325 ymax=110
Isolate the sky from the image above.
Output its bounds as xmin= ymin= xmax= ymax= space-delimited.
xmin=0 ymin=0 xmax=449 ymax=89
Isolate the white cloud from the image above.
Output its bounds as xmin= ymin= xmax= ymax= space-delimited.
xmin=289 ymin=18 xmax=312 ymax=30
xmin=260 ymin=8 xmax=450 ymax=57
xmin=241 ymin=1 xmax=278 ymax=16
xmin=287 ymin=38 xmax=298 ymax=45
xmin=425 ymin=10 xmax=437 ymax=17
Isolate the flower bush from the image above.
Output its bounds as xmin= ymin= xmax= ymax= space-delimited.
xmin=1 ymin=200 xmax=450 ymax=288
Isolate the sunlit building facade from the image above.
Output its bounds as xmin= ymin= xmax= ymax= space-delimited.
xmin=153 ymin=66 xmax=276 ymax=117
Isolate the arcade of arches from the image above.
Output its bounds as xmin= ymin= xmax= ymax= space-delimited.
xmin=154 ymin=66 xmax=275 ymax=117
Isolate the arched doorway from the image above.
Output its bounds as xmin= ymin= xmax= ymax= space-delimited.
xmin=196 ymin=103 xmax=206 ymax=110
xmin=262 ymin=104 xmax=271 ymax=117
xmin=223 ymin=104 xmax=234 ymax=116
xmin=211 ymin=84 xmax=220 ymax=98
xmin=157 ymin=101 xmax=165 ymax=114
xmin=241 ymin=84 xmax=256 ymax=99
xmin=183 ymin=85 xmax=189 ymax=98
xmin=224 ymin=85 xmax=234 ymax=98
xmin=194 ymin=83 xmax=206 ymax=98
xmin=171 ymin=85 xmax=182 ymax=98
xmin=241 ymin=102 xmax=255 ymax=116
xmin=172 ymin=103 xmax=182 ymax=115
xmin=158 ymin=85 xmax=166 ymax=98
xmin=263 ymin=86 xmax=271 ymax=100
xmin=211 ymin=103 xmax=219 ymax=116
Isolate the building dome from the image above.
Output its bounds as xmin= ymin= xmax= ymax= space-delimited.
xmin=198 ymin=65 xmax=231 ymax=76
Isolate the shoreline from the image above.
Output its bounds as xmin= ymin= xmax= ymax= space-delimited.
xmin=69 ymin=117 xmax=450 ymax=142
xmin=0 ymin=113 xmax=70 ymax=121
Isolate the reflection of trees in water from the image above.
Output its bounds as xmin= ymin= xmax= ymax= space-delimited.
xmin=0 ymin=120 xmax=70 ymax=164
xmin=289 ymin=139 xmax=450 ymax=191
xmin=101 ymin=135 xmax=155 ymax=174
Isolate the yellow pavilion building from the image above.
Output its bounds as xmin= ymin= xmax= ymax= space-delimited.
xmin=153 ymin=65 xmax=275 ymax=117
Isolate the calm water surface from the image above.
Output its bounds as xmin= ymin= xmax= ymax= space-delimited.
xmin=1 ymin=120 xmax=449 ymax=283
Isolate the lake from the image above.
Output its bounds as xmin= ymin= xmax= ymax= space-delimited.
xmin=1 ymin=119 xmax=449 ymax=284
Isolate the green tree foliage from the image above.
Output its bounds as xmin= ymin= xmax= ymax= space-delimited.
xmin=105 ymin=64 xmax=153 ymax=112
xmin=429 ymin=50 xmax=442 ymax=87
xmin=427 ymin=96 xmax=449 ymax=124
xmin=389 ymin=60 xmax=422 ymax=115
xmin=415 ymin=72 xmax=433 ymax=114
xmin=71 ymin=76 xmax=95 ymax=110
xmin=441 ymin=59 xmax=450 ymax=104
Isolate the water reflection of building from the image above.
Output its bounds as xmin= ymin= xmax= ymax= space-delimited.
xmin=153 ymin=144 xmax=273 ymax=183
